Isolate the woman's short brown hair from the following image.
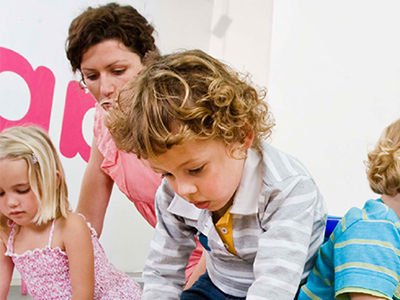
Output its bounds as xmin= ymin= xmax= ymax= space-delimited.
xmin=66 ymin=2 xmax=158 ymax=73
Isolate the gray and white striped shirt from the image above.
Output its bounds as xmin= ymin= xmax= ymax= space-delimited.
xmin=142 ymin=142 xmax=327 ymax=299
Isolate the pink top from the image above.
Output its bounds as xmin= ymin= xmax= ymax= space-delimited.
xmin=94 ymin=104 xmax=161 ymax=228
xmin=94 ymin=105 xmax=202 ymax=279
xmin=5 ymin=217 xmax=142 ymax=300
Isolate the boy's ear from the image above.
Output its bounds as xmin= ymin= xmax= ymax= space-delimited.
xmin=244 ymin=130 xmax=255 ymax=150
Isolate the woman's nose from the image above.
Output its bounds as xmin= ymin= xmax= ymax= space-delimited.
xmin=100 ymin=76 xmax=116 ymax=98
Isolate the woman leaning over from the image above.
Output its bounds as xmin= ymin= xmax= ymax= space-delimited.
xmin=65 ymin=2 xmax=204 ymax=285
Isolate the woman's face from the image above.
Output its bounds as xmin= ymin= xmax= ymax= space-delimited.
xmin=80 ymin=39 xmax=143 ymax=110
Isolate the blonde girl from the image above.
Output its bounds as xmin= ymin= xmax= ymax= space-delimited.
xmin=0 ymin=126 xmax=141 ymax=300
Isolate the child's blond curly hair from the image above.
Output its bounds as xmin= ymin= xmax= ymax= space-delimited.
xmin=366 ymin=119 xmax=400 ymax=196
xmin=107 ymin=49 xmax=275 ymax=160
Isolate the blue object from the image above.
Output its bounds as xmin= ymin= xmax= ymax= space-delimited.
xmin=181 ymin=271 xmax=245 ymax=300
xmin=198 ymin=233 xmax=211 ymax=251
xmin=324 ymin=216 xmax=341 ymax=241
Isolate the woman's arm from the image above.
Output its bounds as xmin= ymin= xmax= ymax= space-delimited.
xmin=0 ymin=237 xmax=14 ymax=300
xmin=63 ymin=213 xmax=95 ymax=300
xmin=184 ymin=249 xmax=206 ymax=290
xmin=76 ymin=138 xmax=114 ymax=236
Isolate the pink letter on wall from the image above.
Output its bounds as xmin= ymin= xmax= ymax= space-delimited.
xmin=0 ymin=47 xmax=55 ymax=131
xmin=60 ymin=80 xmax=95 ymax=162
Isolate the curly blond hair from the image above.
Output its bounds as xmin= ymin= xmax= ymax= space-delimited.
xmin=366 ymin=119 xmax=400 ymax=196
xmin=107 ymin=49 xmax=274 ymax=160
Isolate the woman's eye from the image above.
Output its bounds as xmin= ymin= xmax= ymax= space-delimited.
xmin=113 ymin=69 xmax=125 ymax=75
xmin=85 ymin=74 xmax=98 ymax=81
xmin=0 ymin=191 xmax=4 ymax=197
xmin=161 ymin=173 xmax=173 ymax=178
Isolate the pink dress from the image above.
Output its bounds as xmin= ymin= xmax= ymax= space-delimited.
xmin=5 ymin=217 xmax=142 ymax=300
xmin=94 ymin=104 xmax=202 ymax=279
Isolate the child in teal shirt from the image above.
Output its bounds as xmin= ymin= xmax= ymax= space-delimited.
xmin=298 ymin=118 xmax=400 ymax=300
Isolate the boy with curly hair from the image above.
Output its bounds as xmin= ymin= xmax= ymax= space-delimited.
xmin=298 ymin=118 xmax=400 ymax=300
xmin=107 ymin=49 xmax=327 ymax=300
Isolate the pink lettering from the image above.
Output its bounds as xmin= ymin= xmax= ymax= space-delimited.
xmin=60 ymin=81 xmax=95 ymax=162
xmin=0 ymin=47 xmax=95 ymax=163
xmin=0 ymin=47 xmax=55 ymax=131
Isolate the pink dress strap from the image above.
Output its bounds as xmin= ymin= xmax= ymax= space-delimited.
xmin=47 ymin=219 xmax=56 ymax=248
xmin=5 ymin=222 xmax=17 ymax=255
xmin=75 ymin=213 xmax=97 ymax=236
xmin=76 ymin=213 xmax=86 ymax=221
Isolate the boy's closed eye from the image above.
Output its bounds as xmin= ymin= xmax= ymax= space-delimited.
xmin=188 ymin=166 xmax=204 ymax=175
xmin=160 ymin=165 xmax=205 ymax=178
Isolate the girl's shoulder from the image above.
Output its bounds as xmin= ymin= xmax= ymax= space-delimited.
xmin=51 ymin=213 xmax=92 ymax=252
xmin=56 ymin=212 xmax=91 ymax=237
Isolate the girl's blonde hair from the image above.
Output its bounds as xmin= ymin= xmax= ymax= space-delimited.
xmin=107 ymin=49 xmax=275 ymax=160
xmin=0 ymin=126 xmax=69 ymax=232
xmin=366 ymin=119 xmax=400 ymax=196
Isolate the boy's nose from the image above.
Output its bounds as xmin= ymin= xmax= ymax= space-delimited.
xmin=177 ymin=181 xmax=197 ymax=198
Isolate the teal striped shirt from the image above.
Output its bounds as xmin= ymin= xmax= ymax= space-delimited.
xmin=298 ymin=199 xmax=400 ymax=300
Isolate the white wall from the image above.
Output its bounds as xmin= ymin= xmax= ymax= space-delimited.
xmin=268 ymin=1 xmax=400 ymax=216
xmin=209 ymin=0 xmax=274 ymax=86
xmin=210 ymin=0 xmax=400 ymax=217
xmin=2 ymin=0 xmax=400 ymax=281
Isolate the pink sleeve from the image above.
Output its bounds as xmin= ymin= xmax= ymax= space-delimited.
xmin=185 ymin=238 xmax=203 ymax=281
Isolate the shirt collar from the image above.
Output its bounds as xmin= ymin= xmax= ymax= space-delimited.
xmin=167 ymin=193 xmax=202 ymax=220
xmin=230 ymin=147 xmax=263 ymax=215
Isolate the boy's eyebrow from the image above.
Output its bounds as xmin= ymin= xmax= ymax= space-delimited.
xmin=148 ymin=157 xmax=204 ymax=174
xmin=141 ymin=160 xmax=166 ymax=174
xmin=150 ymin=167 xmax=166 ymax=174
xmin=179 ymin=159 xmax=203 ymax=168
